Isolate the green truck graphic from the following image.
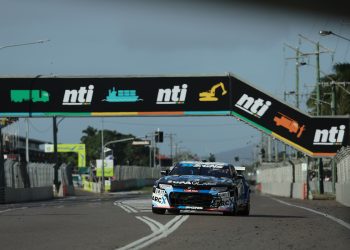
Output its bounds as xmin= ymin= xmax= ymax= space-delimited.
xmin=11 ymin=90 xmax=50 ymax=103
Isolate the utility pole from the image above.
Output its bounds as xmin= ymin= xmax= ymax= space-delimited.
xmin=290 ymin=35 xmax=334 ymax=194
xmin=298 ymin=34 xmax=333 ymax=114
xmin=25 ymin=118 xmax=30 ymax=162
xmin=0 ymin=125 xmax=5 ymax=195
xmin=284 ymin=40 xmax=303 ymax=109
xmin=53 ymin=116 xmax=59 ymax=191
xmin=100 ymin=118 xmax=104 ymax=192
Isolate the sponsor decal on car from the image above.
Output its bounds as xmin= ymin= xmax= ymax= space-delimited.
xmin=154 ymin=188 xmax=166 ymax=195
xmin=152 ymin=195 xmax=167 ymax=204
xmin=235 ymin=93 xmax=271 ymax=118
xmin=313 ymin=125 xmax=346 ymax=145
xmin=218 ymin=191 xmax=230 ymax=198
xmin=184 ymin=189 xmax=199 ymax=193
xmin=212 ymin=197 xmax=234 ymax=207
xmin=181 ymin=206 xmax=203 ymax=210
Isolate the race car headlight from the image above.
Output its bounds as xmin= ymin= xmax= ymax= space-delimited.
xmin=159 ymin=184 xmax=172 ymax=190
xmin=210 ymin=187 xmax=228 ymax=192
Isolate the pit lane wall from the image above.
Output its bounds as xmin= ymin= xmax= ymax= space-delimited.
xmin=335 ymin=147 xmax=350 ymax=206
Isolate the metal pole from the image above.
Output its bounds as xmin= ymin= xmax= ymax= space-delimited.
xmin=283 ymin=92 xmax=287 ymax=160
xmin=274 ymin=139 xmax=278 ymax=162
xmin=149 ymin=145 xmax=152 ymax=168
xmin=53 ymin=116 xmax=59 ymax=191
xmin=101 ymin=118 xmax=104 ymax=193
xmin=315 ymin=42 xmax=324 ymax=195
xmin=267 ymin=136 xmax=272 ymax=162
xmin=169 ymin=133 xmax=173 ymax=165
xmin=316 ymin=42 xmax=321 ymax=116
xmin=331 ymin=83 xmax=337 ymax=194
xmin=102 ymin=137 xmax=135 ymax=191
xmin=25 ymin=118 xmax=29 ymax=163
xmin=0 ymin=126 xmax=5 ymax=192
xmin=296 ymin=49 xmax=300 ymax=109
xmin=154 ymin=139 xmax=157 ymax=167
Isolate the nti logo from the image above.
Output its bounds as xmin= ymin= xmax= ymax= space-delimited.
xmin=235 ymin=94 xmax=271 ymax=118
xmin=62 ymin=85 xmax=94 ymax=105
xmin=313 ymin=125 xmax=346 ymax=145
xmin=156 ymin=84 xmax=187 ymax=104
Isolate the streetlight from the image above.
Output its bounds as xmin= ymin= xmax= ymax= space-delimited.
xmin=0 ymin=39 xmax=50 ymax=50
xmin=0 ymin=39 xmax=50 ymax=191
xmin=319 ymin=30 xmax=350 ymax=42
xmin=101 ymin=137 xmax=135 ymax=192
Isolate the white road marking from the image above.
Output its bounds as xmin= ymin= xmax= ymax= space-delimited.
xmin=142 ymin=216 xmax=165 ymax=231
xmin=136 ymin=216 xmax=161 ymax=233
xmin=116 ymin=215 xmax=189 ymax=250
xmin=271 ymin=197 xmax=350 ymax=230
xmin=0 ymin=209 xmax=14 ymax=214
xmin=114 ymin=199 xmax=151 ymax=214
xmin=117 ymin=204 xmax=135 ymax=213
xmin=0 ymin=207 xmax=27 ymax=214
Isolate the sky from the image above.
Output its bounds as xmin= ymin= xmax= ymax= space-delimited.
xmin=1 ymin=0 xmax=350 ymax=160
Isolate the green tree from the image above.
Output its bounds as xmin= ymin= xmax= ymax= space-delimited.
xmin=208 ymin=153 xmax=216 ymax=162
xmin=307 ymin=63 xmax=350 ymax=115
xmin=80 ymin=126 xmax=149 ymax=166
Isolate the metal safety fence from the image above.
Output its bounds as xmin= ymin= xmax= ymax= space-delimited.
xmin=4 ymin=159 xmax=56 ymax=188
xmin=335 ymin=146 xmax=350 ymax=184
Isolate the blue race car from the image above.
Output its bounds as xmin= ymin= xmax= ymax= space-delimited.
xmin=152 ymin=161 xmax=250 ymax=216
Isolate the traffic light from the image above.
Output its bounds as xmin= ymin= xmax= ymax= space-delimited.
xmin=234 ymin=156 xmax=239 ymax=162
xmin=155 ymin=131 xmax=163 ymax=143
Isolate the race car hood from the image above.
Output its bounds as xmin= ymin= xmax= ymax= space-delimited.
xmin=158 ymin=175 xmax=234 ymax=187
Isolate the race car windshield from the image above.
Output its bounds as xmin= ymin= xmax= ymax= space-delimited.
xmin=170 ymin=164 xmax=232 ymax=178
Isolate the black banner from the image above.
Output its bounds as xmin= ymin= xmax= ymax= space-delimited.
xmin=0 ymin=76 xmax=231 ymax=114
xmin=0 ymin=74 xmax=349 ymax=156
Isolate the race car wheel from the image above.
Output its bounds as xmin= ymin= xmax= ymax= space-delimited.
xmin=152 ymin=207 xmax=166 ymax=214
xmin=239 ymin=203 xmax=250 ymax=216
xmin=223 ymin=206 xmax=237 ymax=216
xmin=167 ymin=209 xmax=180 ymax=214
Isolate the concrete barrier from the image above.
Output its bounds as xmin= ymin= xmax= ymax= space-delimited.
xmin=336 ymin=183 xmax=350 ymax=206
xmin=260 ymin=182 xmax=292 ymax=197
xmin=292 ymin=183 xmax=307 ymax=199
xmin=335 ymin=147 xmax=350 ymax=207
xmin=2 ymin=187 xmax=53 ymax=203
xmin=110 ymin=179 xmax=155 ymax=192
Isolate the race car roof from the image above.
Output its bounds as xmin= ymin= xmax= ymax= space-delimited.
xmin=178 ymin=161 xmax=229 ymax=166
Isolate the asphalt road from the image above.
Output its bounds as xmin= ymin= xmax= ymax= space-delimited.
xmin=0 ymin=191 xmax=349 ymax=250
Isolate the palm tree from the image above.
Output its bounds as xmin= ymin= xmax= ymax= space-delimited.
xmin=306 ymin=63 xmax=350 ymax=115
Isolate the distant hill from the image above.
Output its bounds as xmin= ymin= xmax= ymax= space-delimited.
xmin=214 ymin=145 xmax=255 ymax=165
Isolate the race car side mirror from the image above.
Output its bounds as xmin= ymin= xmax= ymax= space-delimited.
xmin=161 ymin=170 xmax=169 ymax=176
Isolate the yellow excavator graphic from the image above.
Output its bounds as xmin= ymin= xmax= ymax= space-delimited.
xmin=199 ymin=82 xmax=228 ymax=101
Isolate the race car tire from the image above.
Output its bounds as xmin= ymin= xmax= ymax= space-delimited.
xmin=152 ymin=207 xmax=166 ymax=214
xmin=223 ymin=209 xmax=237 ymax=216
xmin=223 ymin=206 xmax=237 ymax=216
xmin=239 ymin=203 xmax=250 ymax=216
xmin=167 ymin=209 xmax=180 ymax=214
